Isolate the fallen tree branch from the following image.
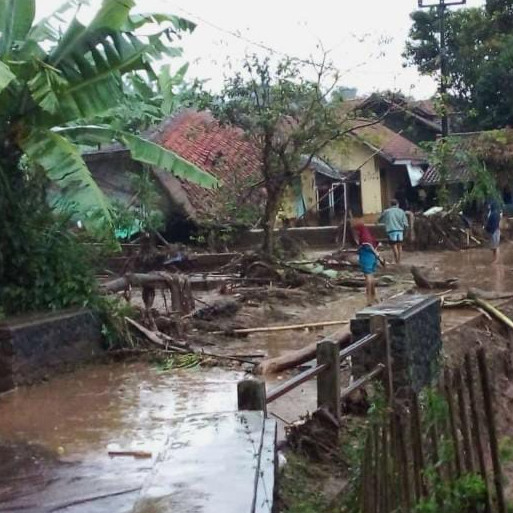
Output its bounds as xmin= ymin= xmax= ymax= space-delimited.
xmin=125 ymin=317 xmax=189 ymax=352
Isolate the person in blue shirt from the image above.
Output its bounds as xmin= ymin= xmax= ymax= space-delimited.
xmin=485 ymin=201 xmax=501 ymax=264
xmin=379 ymin=199 xmax=409 ymax=264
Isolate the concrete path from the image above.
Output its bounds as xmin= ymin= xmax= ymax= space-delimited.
xmin=133 ymin=411 xmax=276 ymax=513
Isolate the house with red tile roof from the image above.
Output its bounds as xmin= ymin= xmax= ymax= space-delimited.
xmin=149 ymin=109 xmax=264 ymax=220
xmin=83 ymin=109 xmax=429 ymax=235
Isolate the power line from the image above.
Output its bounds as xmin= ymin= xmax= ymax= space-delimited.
xmin=167 ymin=2 xmax=385 ymax=77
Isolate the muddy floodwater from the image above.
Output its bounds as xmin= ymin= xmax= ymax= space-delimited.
xmin=0 ymin=364 xmax=243 ymax=512
xmin=2 ymin=244 xmax=513 ymax=511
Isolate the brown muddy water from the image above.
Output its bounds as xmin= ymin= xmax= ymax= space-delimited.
xmin=2 ymin=245 xmax=513 ymax=511
xmin=0 ymin=364 xmax=243 ymax=512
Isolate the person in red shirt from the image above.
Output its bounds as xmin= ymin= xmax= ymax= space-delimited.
xmin=354 ymin=222 xmax=380 ymax=305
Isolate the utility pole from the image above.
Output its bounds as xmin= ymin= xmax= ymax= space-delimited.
xmin=418 ymin=0 xmax=466 ymax=138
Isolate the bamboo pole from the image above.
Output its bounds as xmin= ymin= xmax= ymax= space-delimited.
xmin=396 ymin=413 xmax=412 ymax=512
xmin=443 ymin=368 xmax=462 ymax=477
xmin=468 ymin=296 xmax=513 ymax=330
xmin=373 ymin=424 xmax=380 ymax=513
xmin=454 ymin=368 xmax=475 ymax=473
xmin=210 ymin=319 xmax=349 ymax=336
xmin=464 ymin=353 xmax=491 ymax=513
xmin=477 ymin=347 xmax=506 ymax=513
xmin=411 ymin=393 xmax=427 ymax=498
xmin=381 ymin=422 xmax=389 ymax=513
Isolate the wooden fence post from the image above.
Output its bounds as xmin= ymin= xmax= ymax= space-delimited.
xmin=477 ymin=347 xmax=506 ymax=513
xmin=317 ymin=339 xmax=341 ymax=421
xmin=464 ymin=353 xmax=491 ymax=513
xmin=238 ymin=379 xmax=267 ymax=415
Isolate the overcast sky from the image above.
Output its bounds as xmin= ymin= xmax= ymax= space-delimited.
xmin=39 ymin=0 xmax=486 ymax=99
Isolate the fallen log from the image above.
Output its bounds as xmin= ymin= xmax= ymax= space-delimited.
xmin=254 ymin=328 xmax=351 ymax=375
xmin=411 ymin=266 xmax=459 ymax=290
xmin=211 ymin=320 xmax=349 ymax=337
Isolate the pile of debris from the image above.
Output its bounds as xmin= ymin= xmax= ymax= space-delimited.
xmin=411 ymin=210 xmax=486 ymax=251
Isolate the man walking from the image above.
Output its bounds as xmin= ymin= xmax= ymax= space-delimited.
xmin=379 ymin=199 xmax=409 ymax=264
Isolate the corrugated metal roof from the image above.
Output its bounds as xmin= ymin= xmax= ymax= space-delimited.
xmin=420 ymin=165 xmax=474 ymax=186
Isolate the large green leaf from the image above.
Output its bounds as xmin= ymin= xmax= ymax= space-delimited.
xmin=0 ymin=61 xmax=16 ymax=93
xmin=27 ymin=0 xmax=90 ymax=44
xmin=0 ymin=0 xmax=35 ymax=56
xmin=123 ymin=13 xmax=196 ymax=33
xmin=50 ymin=0 xmax=135 ymax=66
xmin=55 ymin=125 xmax=219 ymax=189
xmin=20 ymin=129 xmax=111 ymax=220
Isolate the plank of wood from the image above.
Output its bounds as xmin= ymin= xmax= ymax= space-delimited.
xmin=211 ymin=320 xmax=349 ymax=336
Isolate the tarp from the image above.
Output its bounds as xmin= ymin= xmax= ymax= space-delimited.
xmin=406 ymin=163 xmax=424 ymax=187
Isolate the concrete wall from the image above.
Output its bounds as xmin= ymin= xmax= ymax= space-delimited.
xmin=351 ymin=296 xmax=442 ymax=398
xmin=0 ymin=309 xmax=103 ymax=392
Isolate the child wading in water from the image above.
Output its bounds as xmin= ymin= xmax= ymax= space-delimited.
xmin=354 ymin=223 xmax=381 ymax=305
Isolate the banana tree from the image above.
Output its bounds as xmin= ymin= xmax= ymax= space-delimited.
xmin=0 ymin=0 xmax=217 ymax=223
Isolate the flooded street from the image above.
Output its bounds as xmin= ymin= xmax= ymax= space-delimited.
xmin=0 ymin=364 xmax=243 ymax=512
xmin=2 ymin=244 xmax=513 ymax=511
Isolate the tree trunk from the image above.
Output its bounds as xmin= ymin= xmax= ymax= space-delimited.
xmin=262 ymin=187 xmax=282 ymax=258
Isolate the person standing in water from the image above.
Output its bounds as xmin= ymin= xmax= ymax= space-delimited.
xmin=354 ymin=223 xmax=380 ymax=305
xmin=379 ymin=199 xmax=409 ymax=264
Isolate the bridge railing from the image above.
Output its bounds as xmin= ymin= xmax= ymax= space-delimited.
xmin=237 ymin=315 xmax=392 ymax=423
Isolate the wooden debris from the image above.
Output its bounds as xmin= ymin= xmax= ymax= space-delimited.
xmin=211 ymin=320 xmax=349 ymax=337
xmin=254 ymin=329 xmax=351 ymax=375
xmin=192 ymin=299 xmax=240 ymax=321
xmin=108 ymin=450 xmax=152 ymax=459
xmin=125 ymin=317 xmax=190 ymax=352
xmin=411 ymin=266 xmax=459 ymax=290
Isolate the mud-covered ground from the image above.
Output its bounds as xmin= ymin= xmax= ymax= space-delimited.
xmin=2 ymin=243 xmax=513 ymax=511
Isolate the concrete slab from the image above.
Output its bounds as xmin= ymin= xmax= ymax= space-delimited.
xmin=132 ymin=411 xmax=277 ymax=513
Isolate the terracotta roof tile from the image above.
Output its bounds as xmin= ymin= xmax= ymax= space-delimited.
xmin=153 ymin=110 xmax=262 ymax=216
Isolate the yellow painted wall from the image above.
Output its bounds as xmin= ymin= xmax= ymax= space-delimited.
xmin=324 ymin=140 xmax=382 ymax=215
xmin=279 ymin=168 xmax=316 ymax=220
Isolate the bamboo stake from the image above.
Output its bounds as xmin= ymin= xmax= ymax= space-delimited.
xmin=411 ymin=393 xmax=427 ymax=498
xmin=396 ymin=413 xmax=412 ymax=512
xmin=454 ymin=368 xmax=474 ymax=473
xmin=464 ymin=353 xmax=491 ymax=513
xmin=443 ymin=368 xmax=462 ymax=477
xmin=477 ymin=347 xmax=506 ymax=513
xmin=381 ymin=421 xmax=389 ymax=513
xmin=373 ymin=424 xmax=380 ymax=513
xmin=210 ymin=319 xmax=349 ymax=336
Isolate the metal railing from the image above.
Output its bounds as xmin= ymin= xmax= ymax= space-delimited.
xmin=237 ymin=315 xmax=391 ymax=423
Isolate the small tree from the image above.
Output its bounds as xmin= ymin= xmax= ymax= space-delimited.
xmin=209 ymin=55 xmax=380 ymax=257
